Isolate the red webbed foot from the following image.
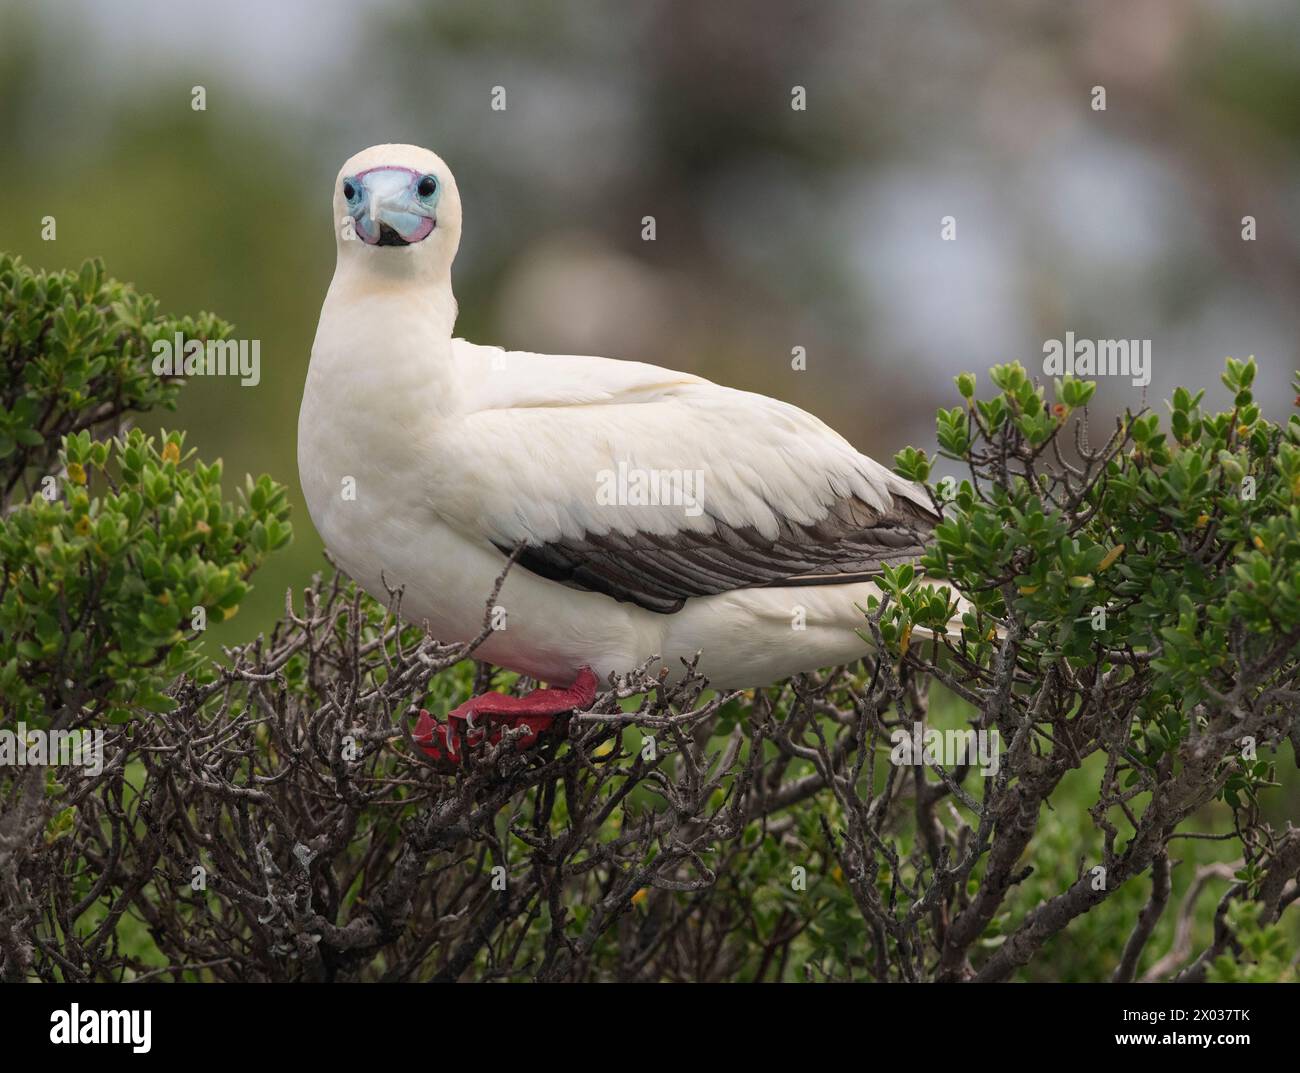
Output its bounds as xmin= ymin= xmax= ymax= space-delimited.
xmin=413 ymin=666 xmax=598 ymax=765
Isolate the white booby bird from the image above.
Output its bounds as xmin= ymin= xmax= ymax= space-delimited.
xmin=298 ymin=144 xmax=940 ymax=760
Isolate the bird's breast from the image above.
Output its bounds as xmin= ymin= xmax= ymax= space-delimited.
xmin=298 ymin=298 xmax=458 ymax=583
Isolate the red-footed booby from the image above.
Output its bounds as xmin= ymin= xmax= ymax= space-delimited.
xmin=298 ymin=144 xmax=941 ymax=762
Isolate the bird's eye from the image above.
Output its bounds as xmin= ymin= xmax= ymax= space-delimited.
xmin=343 ymin=180 xmax=357 ymax=201
xmin=417 ymin=175 xmax=438 ymax=199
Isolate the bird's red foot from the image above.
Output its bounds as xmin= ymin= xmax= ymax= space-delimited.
xmin=412 ymin=666 xmax=598 ymax=765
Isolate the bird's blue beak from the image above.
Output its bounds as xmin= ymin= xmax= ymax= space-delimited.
xmin=342 ymin=166 xmax=440 ymax=246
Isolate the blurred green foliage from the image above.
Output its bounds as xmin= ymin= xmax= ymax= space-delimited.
xmin=0 ymin=254 xmax=292 ymax=724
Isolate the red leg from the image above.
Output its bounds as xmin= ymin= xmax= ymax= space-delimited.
xmin=413 ymin=667 xmax=598 ymax=764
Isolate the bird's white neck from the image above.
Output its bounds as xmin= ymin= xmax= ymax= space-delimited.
xmin=311 ymin=264 xmax=462 ymax=417
xmin=299 ymin=262 xmax=462 ymax=566
xmin=326 ymin=257 xmax=458 ymax=334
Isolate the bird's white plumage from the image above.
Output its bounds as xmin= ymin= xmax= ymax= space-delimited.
xmin=300 ymin=145 xmax=938 ymax=690
xmin=444 ymin=339 xmax=929 ymax=550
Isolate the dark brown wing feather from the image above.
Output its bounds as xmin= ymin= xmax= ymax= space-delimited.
xmin=497 ymin=492 xmax=938 ymax=614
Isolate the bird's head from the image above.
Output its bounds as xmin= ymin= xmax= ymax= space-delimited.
xmin=331 ymin=144 xmax=462 ymax=279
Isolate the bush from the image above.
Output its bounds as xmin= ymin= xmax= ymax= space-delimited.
xmin=1 ymin=254 xmax=1296 ymax=982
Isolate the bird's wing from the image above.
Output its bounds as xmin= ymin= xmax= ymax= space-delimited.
xmin=453 ymin=339 xmax=706 ymax=408
xmin=442 ymin=342 xmax=938 ymax=614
